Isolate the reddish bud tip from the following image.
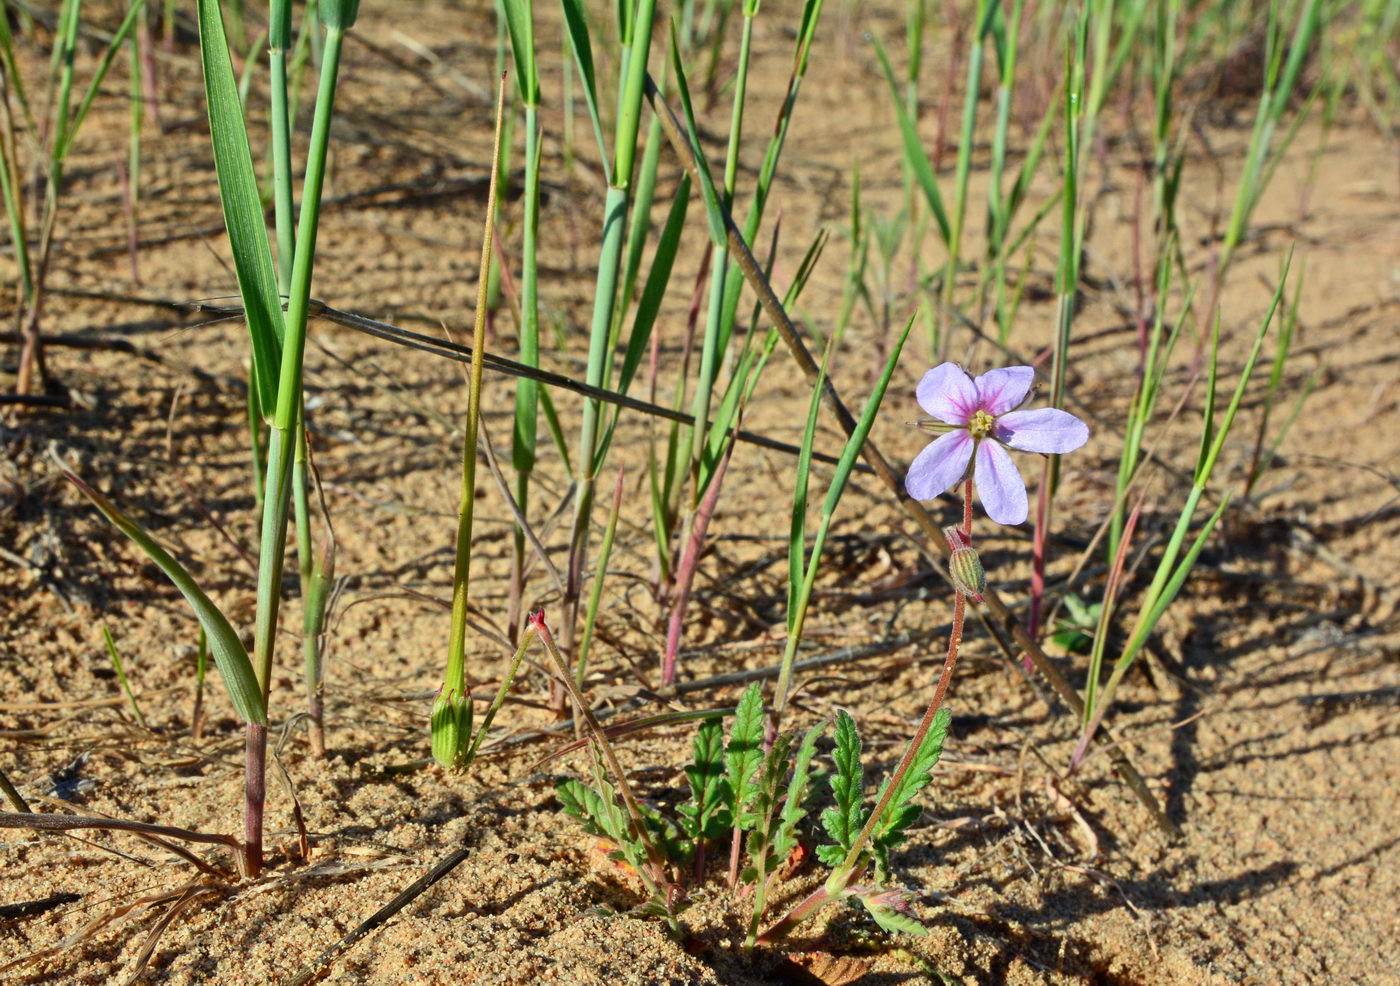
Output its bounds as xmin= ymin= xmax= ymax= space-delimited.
xmin=942 ymin=525 xmax=971 ymax=553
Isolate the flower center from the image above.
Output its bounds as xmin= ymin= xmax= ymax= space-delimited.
xmin=967 ymin=409 xmax=996 ymax=439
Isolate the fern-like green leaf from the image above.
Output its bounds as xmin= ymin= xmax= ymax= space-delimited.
xmin=556 ymin=779 xmax=613 ymax=839
xmin=819 ymin=710 xmax=866 ymax=862
xmin=773 ymin=721 xmax=824 ymax=862
xmin=640 ymin=802 xmax=688 ymax=866
xmin=679 ymin=717 xmax=730 ymax=842
xmin=742 ymin=732 xmax=795 ymax=882
xmin=586 ymin=757 xmax=649 ymax=871
xmin=869 ymin=708 xmax=951 ymax=882
xmin=725 ymin=683 xmax=766 ymax=825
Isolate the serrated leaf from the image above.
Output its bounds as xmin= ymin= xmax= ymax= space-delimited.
xmin=725 ymin=684 xmax=766 ymax=824
xmin=742 ymin=732 xmax=795 ymax=884
xmin=679 ymin=716 xmax=728 ymax=843
xmin=556 ymin=779 xmax=611 ymax=838
xmin=871 ymin=708 xmax=951 ymax=879
xmin=640 ymin=801 xmax=688 ymax=866
xmin=773 ymin=721 xmax=824 ymax=862
xmin=586 ymin=756 xmax=648 ymax=871
xmin=819 ymin=710 xmax=866 ymax=858
xmin=815 ymin=844 xmax=847 ymax=867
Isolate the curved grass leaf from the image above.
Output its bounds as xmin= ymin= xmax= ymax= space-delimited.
xmin=67 ymin=473 xmax=266 ymax=725
xmin=872 ymin=36 xmax=949 ymax=245
xmin=667 ymin=26 xmax=727 ymax=250
xmin=500 ymin=0 xmax=538 ymax=107
xmin=53 ymin=0 xmax=147 ymax=167
xmin=559 ymin=0 xmax=608 ymax=181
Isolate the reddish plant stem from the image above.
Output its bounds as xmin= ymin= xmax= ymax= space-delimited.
xmin=842 ymin=586 xmax=965 ymax=867
xmin=755 ymin=879 xmax=844 ymax=944
xmin=661 ymin=429 xmax=737 ymax=685
xmin=1024 ymin=461 xmax=1052 ymax=668
xmin=759 ymin=482 xmax=974 ymax=943
xmin=243 ymin=722 xmax=267 ymax=879
xmin=726 ymin=821 xmax=743 ymax=888
xmin=842 ymin=478 xmax=971 ymax=863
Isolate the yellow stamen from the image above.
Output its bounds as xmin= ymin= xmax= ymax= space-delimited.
xmin=968 ymin=409 xmax=996 ymax=439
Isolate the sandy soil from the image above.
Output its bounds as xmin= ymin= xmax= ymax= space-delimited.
xmin=2 ymin=2 xmax=1398 ymax=984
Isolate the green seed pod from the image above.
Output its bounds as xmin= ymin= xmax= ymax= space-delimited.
xmin=948 ymin=546 xmax=986 ymax=602
xmin=430 ymin=688 xmax=473 ymax=769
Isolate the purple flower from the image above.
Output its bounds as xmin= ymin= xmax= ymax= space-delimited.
xmin=905 ymin=363 xmax=1088 ymax=526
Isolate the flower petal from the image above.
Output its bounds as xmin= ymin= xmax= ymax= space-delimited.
xmin=975 ymin=441 xmax=1028 ymax=526
xmin=973 ymin=366 xmax=1035 ymax=415
xmin=995 ymin=407 xmax=1090 ymax=454
xmin=916 ymin=363 xmax=978 ymax=424
xmin=905 ymin=431 xmax=974 ymax=501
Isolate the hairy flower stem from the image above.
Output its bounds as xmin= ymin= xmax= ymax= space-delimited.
xmin=759 ymin=481 xmax=974 ymax=943
xmin=530 ymin=613 xmax=679 ymax=932
xmin=754 ymin=876 xmax=851 ymax=945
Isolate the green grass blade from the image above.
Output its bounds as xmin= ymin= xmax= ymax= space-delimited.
xmin=789 ymin=343 xmax=828 ymax=627
xmin=819 ymin=315 xmax=914 ymax=519
xmin=667 ymin=30 xmax=726 ymax=250
xmin=68 ymin=473 xmax=266 ymax=725
xmin=102 ymin=625 xmax=148 ymax=730
xmin=872 ymin=37 xmax=950 ymax=245
xmin=559 ymin=0 xmax=609 ymax=179
xmin=198 ymin=0 xmax=284 ymax=415
xmin=54 ymin=0 xmax=146 ymax=167
xmin=501 ymin=0 xmax=539 ymax=105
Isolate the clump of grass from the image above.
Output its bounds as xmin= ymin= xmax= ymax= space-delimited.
xmin=0 ymin=0 xmax=145 ymax=399
xmin=36 ymin=0 xmax=367 ymax=882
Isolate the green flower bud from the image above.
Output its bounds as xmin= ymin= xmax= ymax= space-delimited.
xmin=948 ymin=546 xmax=985 ymax=602
xmin=943 ymin=526 xmax=984 ymax=602
xmin=430 ymin=688 xmax=473 ymax=769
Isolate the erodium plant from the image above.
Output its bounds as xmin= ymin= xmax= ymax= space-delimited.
xmin=545 ymin=358 xmax=1082 ymax=945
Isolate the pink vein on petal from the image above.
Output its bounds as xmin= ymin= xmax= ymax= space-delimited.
xmin=996 ymin=407 xmax=1090 ymax=454
xmin=973 ymin=366 xmax=1035 ymax=416
xmin=974 ymin=441 xmax=1028 ymax=525
xmin=905 ymin=431 xmax=974 ymax=500
xmin=916 ymin=363 xmax=979 ymax=425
